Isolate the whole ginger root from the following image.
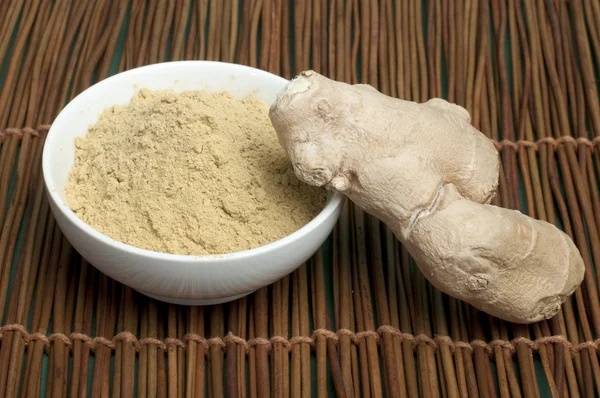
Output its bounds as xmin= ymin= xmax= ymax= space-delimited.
xmin=269 ymin=70 xmax=585 ymax=324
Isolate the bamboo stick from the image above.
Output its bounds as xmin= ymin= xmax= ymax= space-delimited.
xmin=0 ymin=0 xmax=41 ymax=128
xmin=432 ymin=289 xmax=460 ymax=398
xmin=24 ymin=223 xmax=62 ymax=397
xmin=454 ymin=302 xmax=478 ymax=397
xmin=276 ymin=278 xmax=286 ymax=397
xmin=136 ymin=0 xmax=159 ymax=67
xmin=139 ymin=300 xmax=149 ymax=398
xmin=369 ymin=218 xmax=401 ymax=397
xmin=168 ymin=304 xmax=179 ymax=398
xmin=51 ymin=239 xmax=73 ymax=398
xmin=0 ymin=130 xmax=37 ymax=322
xmin=0 ymin=0 xmax=25 ymax=70
xmin=338 ymin=203 xmax=355 ymax=397
xmin=392 ymin=240 xmax=419 ymax=397
xmin=312 ymin=250 xmax=329 ymax=397
xmin=185 ymin=0 xmax=199 ymax=61
xmin=186 ymin=306 xmax=199 ymax=398
xmin=209 ymin=305 xmax=225 ymax=398
xmin=328 ymin=0 xmax=336 ymax=79
xmin=0 ymin=134 xmax=19 ymax=226
xmin=148 ymin=299 xmax=159 ymax=398
xmin=354 ymin=209 xmax=383 ymax=397
xmin=157 ymin=305 xmax=168 ymax=398
xmin=571 ymin=0 xmax=600 ymax=136
xmin=123 ymin=288 xmax=138 ymax=398
xmin=33 ymin=0 xmax=75 ymax=126
xmin=6 ymin=0 xmax=46 ymax=128
xmin=75 ymin=259 xmax=96 ymax=397
xmin=69 ymin=260 xmax=89 ymax=398
xmin=254 ymin=287 xmax=270 ymax=396
xmin=172 ymin=0 xmax=191 ymax=61
xmin=299 ymin=264 xmax=311 ymax=397
xmin=227 ymin=301 xmax=240 ymax=398
xmin=248 ymin=0 xmax=263 ymax=68
xmin=42 ymin=0 xmax=89 ymax=122
xmin=280 ymin=0 xmax=291 ymax=78
xmin=333 ymin=226 xmax=340 ymax=329
xmin=4 ymin=135 xmax=47 ymax=398
xmin=267 ymin=0 xmax=282 ymax=75
xmin=196 ymin=306 xmax=207 ymax=398
xmin=248 ymin=305 xmax=257 ymax=398
xmin=348 ymin=204 xmax=370 ymax=398
xmin=258 ymin=0 xmax=270 ymax=70
xmin=90 ymin=275 xmax=109 ymax=398
xmin=176 ymin=307 xmax=185 ymax=398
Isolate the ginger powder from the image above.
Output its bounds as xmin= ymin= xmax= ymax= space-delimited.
xmin=65 ymin=89 xmax=326 ymax=255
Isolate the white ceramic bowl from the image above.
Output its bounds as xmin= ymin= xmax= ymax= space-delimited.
xmin=43 ymin=61 xmax=344 ymax=305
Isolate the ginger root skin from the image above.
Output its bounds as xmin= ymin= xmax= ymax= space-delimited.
xmin=269 ymin=71 xmax=585 ymax=324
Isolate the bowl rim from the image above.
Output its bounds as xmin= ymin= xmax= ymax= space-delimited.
xmin=43 ymin=60 xmax=345 ymax=263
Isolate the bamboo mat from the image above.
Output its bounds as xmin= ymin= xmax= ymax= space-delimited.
xmin=1 ymin=0 xmax=600 ymax=396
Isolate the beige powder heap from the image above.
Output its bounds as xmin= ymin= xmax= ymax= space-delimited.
xmin=66 ymin=89 xmax=326 ymax=255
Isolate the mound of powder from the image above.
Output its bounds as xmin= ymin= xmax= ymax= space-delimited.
xmin=65 ymin=89 xmax=326 ymax=255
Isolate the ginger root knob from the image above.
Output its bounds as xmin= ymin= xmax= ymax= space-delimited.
xmin=269 ymin=71 xmax=585 ymax=324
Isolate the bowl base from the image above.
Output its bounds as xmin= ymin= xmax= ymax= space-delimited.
xmin=136 ymin=290 xmax=254 ymax=306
